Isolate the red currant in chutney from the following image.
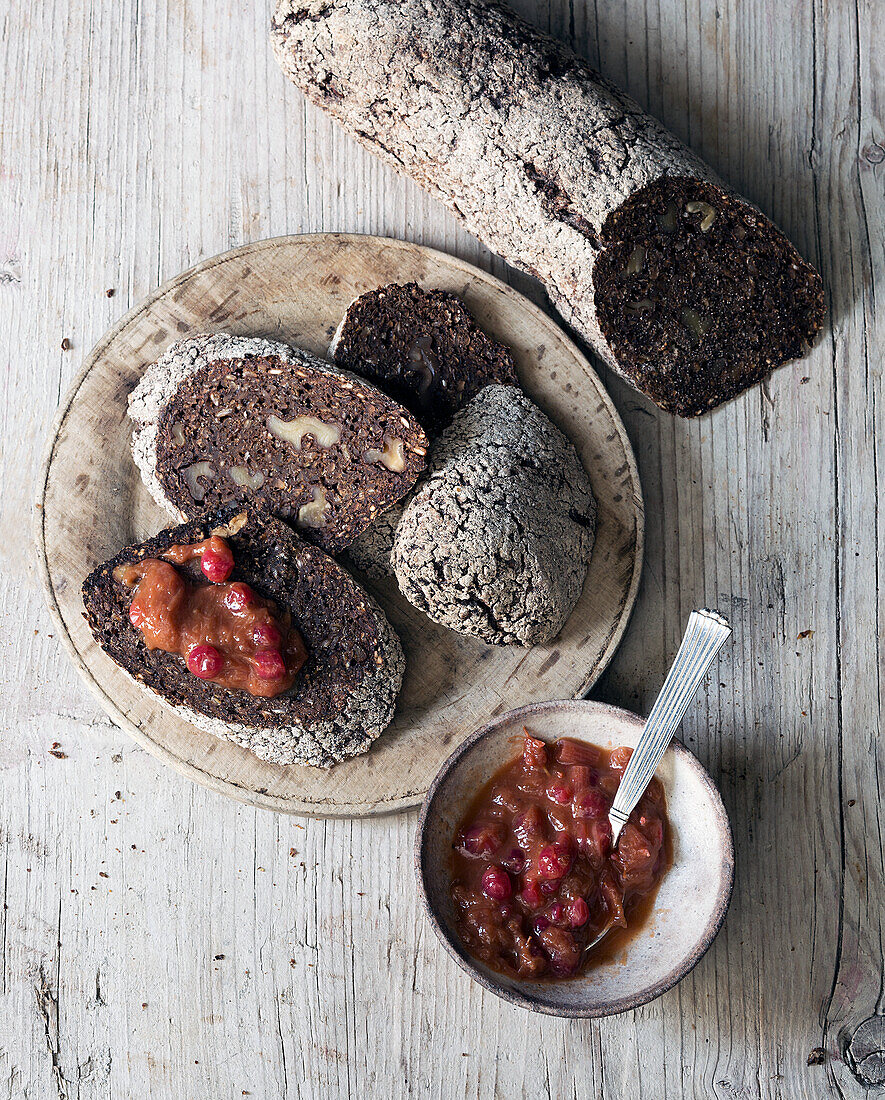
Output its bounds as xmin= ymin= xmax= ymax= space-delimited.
xmin=223 ymin=582 xmax=254 ymax=613
xmin=200 ymin=537 xmax=234 ymax=583
xmin=481 ymin=866 xmax=512 ymax=901
xmin=253 ymin=622 xmax=283 ymax=649
xmin=252 ymin=649 xmax=287 ymax=681
xmin=187 ymin=644 xmax=223 ymax=679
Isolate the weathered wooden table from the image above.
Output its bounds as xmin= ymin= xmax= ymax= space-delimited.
xmin=2 ymin=1 xmax=882 ymax=1096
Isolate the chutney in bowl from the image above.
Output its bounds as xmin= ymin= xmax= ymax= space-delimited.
xmin=450 ymin=732 xmax=671 ymax=980
xmin=416 ymin=699 xmax=733 ymax=1017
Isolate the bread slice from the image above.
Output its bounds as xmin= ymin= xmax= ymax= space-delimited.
xmin=129 ymin=332 xmax=428 ymax=555
xmin=329 ymin=283 xmax=519 ymax=433
xmin=81 ymin=505 xmax=404 ymax=766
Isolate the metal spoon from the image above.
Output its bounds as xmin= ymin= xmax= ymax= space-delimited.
xmin=583 ymin=608 xmax=732 ymax=953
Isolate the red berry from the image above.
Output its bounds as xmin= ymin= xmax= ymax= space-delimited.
xmin=547 ymin=783 xmax=572 ymax=805
xmin=252 ymin=649 xmax=287 ymax=681
xmin=520 ymin=882 xmax=543 ymax=909
xmin=548 ymin=903 xmax=564 ymax=923
xmin=533 ymin=915 xmax=550 ymax=934
xmin=568 ymin=897 xmax=590 ymax=927
xmin=538 ymin=841 xmax=574 ymax=880
xmin=573 ymin=788 xmax=608 ymax=820
xmin=540 ymin=879 xmax=560 ymax=895
xmin=481 ymin=866 xmax=512 ymax=901
xmin=253 ymin=622 xmax=282 ymax=649
xmin=187 ymin=644 xmax=223 ymax=679
xmin=129 ymin=602 xmax=145 ymax=628
xmin=200 ymin=541 xmax=234 ymax=583
xmin=223 ymin=582 xmax=254 ymax=612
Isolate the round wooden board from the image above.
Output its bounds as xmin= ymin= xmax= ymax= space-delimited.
xmin=36 ymin=234 xmax=643 ymax=817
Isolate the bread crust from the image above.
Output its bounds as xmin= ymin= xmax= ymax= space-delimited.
xmin=391 ymin=386 xmax=596 ymax=646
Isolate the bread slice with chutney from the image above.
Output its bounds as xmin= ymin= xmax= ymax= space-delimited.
xmin=81 ymin=505 xmax=404 ymax=766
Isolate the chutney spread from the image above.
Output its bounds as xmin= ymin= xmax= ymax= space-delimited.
xmin=115 ymin=536 xmax=307 ymax=698
xmin=450 ymin=731 xmax=670 ymax=979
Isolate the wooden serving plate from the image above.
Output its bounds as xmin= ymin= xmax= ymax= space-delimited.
xmin=36 ymin=234 xmax=643 ymax=817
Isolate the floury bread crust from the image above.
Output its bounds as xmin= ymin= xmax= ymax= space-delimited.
xmin=81 ymin=506 xmax=405 ymax=767
xmin=391 ymin=386 xmax=596 ymax=646
xmin=128 ymin=333 xmax=428 ymax=555
xmin=344 ymin=501 xmax=403 ymax=583
xmin=271 ymin=0 xmax=824 ymax=416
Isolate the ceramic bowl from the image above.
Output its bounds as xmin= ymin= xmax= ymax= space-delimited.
xmin=415 ymin=699 xmax=734 ymax=1017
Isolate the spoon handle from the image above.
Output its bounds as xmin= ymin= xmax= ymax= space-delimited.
xmin=608 ymin=609 xmax=732 ymax=845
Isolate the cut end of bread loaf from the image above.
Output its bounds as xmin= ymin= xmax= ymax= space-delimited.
xmin=81 ymin=505 xmax=404 ymax=767
xmin=593 ymin=177 xmax=825 ymax=417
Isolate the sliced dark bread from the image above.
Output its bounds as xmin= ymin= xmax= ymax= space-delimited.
xmin=82 ymin=505 xmax=404 ymax=766
xmin=129 ymin=332 xmax=428 ymax=555
xmin=329 ymin=283 xmax=519 ymax=433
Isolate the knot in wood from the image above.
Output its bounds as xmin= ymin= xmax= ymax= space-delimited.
xmin=846 ymin=1015 xmax=885 ymax=1087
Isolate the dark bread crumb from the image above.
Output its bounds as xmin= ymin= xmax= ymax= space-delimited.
xmin=331 ymin=283 xmax=518 ymax=433
xmin=594 ymin=177 xmax=825 ymax=416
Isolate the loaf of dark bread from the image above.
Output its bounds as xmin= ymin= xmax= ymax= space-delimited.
xmin=129 ymin=332 xmax=428 ymax=555
xmin=82 ymin=506 xmax=404 ymax=766
xmin=271 ymin=0 xmax=825 ymax=417
xmin=329 ymin=282 xmax=519 ymax=433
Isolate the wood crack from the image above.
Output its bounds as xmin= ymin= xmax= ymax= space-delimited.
xmin=33 ymin=967 xmax=69 ymax=1100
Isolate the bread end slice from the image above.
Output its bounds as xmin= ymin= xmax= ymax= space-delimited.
xmin=129 ymin=333 xmax=292 ymax=520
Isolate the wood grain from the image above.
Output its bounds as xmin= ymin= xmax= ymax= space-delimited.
xmin=0 ymin=0 xmax=882 ymax=1096
xmin=36 ymin=234 xmax=642 ymax=816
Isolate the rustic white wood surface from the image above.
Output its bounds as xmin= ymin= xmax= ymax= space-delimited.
xmin=1 ymin=0 xmax=881 ymax=1096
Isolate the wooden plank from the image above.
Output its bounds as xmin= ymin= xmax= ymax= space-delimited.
xmin=0 ymin=0 xmax=881 ymax=1095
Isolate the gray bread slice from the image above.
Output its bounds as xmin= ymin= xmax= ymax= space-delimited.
xmin=129 ymin=332 xmax=428 ymax=555
xmin=81 ymin=505 xmax=404 ymax=766
xmin=271 ymin=0 xmax=824 ymax=416
xmin=391 ymin=385 xmax=596 ymax=646
xmin=329 ymin=282 xmax=519 ymax=433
